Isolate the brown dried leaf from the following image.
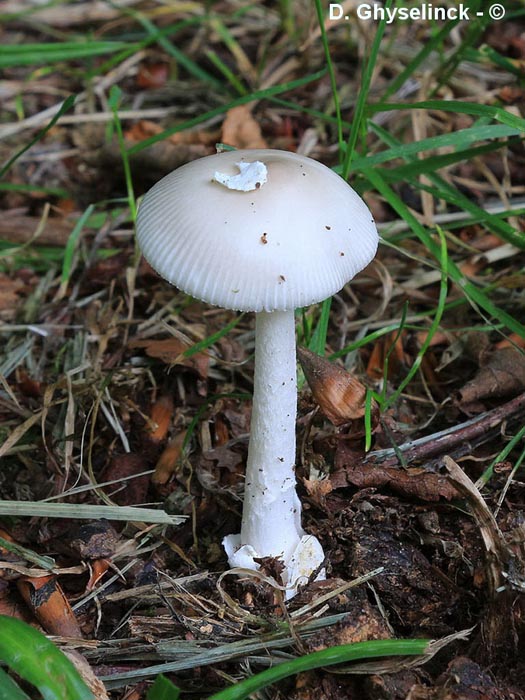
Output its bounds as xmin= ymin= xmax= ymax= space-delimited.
xmin=152 ymin=432 xmax=186 ymax=485
xmin=17 ymin=575 xmax=82 ymax=637
xmin=136 ymin=62 xmax=169 ymax=89
xmin=366 ymin=331 xmax=408 ymax=380
xmin=336 ymin=442 xmax=458 ymax=501
xmin=220 ymin=105 xmax=267 ymax=149
xmin=125 ymin=119 xmax=217 ymax=147
xmin=124 ymin=119 xmax=162 ymax=142
xmin=463 ymin=330 xmax=491 ymax=365
xmin=129 ymin=337 xmax=208 ymax=379
xmin=496 ymin=332 xmax=525 ymax=350
xmin=459 ymin=347 xmax=525 ymax=404
xmin=147 ymin=395 xmax=174 ymax=443
xmin=197 ymin=445 xmax=245 ymax=494
xmin=0 ymin=274 xmax=25 ymax=320
xmin=86 ymin=559 xmax=111 ymax=592
xmin=16 ymin=369 xmax=44 ymax=398
xmin=302 ymin=477 xmax=333 ymax=508
xmin=298 ymin=347 xmax=372 ymax=426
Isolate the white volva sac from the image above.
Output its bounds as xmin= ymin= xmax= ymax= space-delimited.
xmin=136 ymin=149 xmax=379 ymax=598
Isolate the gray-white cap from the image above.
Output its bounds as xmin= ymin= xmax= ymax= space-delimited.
xmin=136 ymin=148 xmax=378 ymax=312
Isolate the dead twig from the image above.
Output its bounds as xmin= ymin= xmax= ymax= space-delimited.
xmin=367 ymin=391 xmax=525 ymax=468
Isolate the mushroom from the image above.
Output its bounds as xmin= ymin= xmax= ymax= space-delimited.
xmin=136 ymin=149 xmax=378 ymax=598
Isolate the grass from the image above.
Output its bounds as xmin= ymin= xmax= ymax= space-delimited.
xmin=1 ymin=1 xmax=525 ymax=698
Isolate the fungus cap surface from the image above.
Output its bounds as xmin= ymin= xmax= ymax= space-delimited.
xmin=136 ymin=149 xmax=378 ymax=312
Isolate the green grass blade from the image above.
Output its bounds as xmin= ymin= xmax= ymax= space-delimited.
xmin=383 ymin=18 xmax=460 ymax=100
xmin=60 ymin=204 xmax=94 ymax=292
xmin=363 ymin=169 xmax=525 ymax=337
xmin=364 ymin=388 xmax=375 ymax=452
xmin=409 ymin=175 xmax=523 ymax=248
xmin=205 ymin=50 xmax=247 ymax=95
xmin=146 ymin=675 xmax=181 ymax=700
xmin=313 ymin=0 xmax=343 ymax=156
xmin=347 ymin=124 xmax=523 ymax=171
xmin=0 ymin=41 xmax=128 ymax=67
xmin=128 ymin=70 xmax=326 ymax=154
xmin=368 ymin=100 xmax=525 ymax=131
xmin=342 ymin=0 xmax=392 ymax=177
xmin=366 ymin=121 xmax=524 ymax=249
xmin=383 ymin=228 xmax=448 ymax=410
xmin=0 ymin=182 xmax=69 ymax=197
xmin=478 ymin=424 xmax=525 ymax=486
xmin=208 ymin=639 xmax=430 ymax=700
xmin=0 ymin=535 xmax=55 ymax=570
xmin=467 ymin=44 xmax=525 ymax=77
xmin=0 ymin=616 xmax=94 ymax=700
xmin=308 ymin=297 xmax=332 ymax=356
xmin=329 ymin=322 xmax=419 ymax=359
xmin=95 ymin=17 xmax=203 ymax=77
xmin=432 ymin=0 xmax=485 ymax=92
xmin=269 ymin=96 xmax=353 ymax=130
xmin=208 ymin=16 xmax=252 ymax=93
xmin=0 ymin=500 xmax=184 ymax=525
xmin=182 ymin=313 xmax=245 ymax=358
xmin=109 ymin=86 xmax=137 ymax=223
xmin=124 ymin=7 xmax=222 ymax=89
xmin=376 ymin=141 xmax=507 ymax=183
xmin=0 ymin=668 xmax=32 ymax=700
xmin=0 ymin=94 xmax=75 ymax=179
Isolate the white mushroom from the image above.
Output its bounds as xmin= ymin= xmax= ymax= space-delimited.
xmin=136 ymin=149 xmax=378 ymax=598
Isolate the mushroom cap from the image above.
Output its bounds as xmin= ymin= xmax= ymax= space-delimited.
xmin=136 ymin=149 xmax=378 ymax=312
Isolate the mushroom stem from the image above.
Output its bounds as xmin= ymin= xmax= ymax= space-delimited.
xmin=241 ymin=310 xmax=302 ymax=560
xmin=223 ymin=311 xmax=325 ymax=598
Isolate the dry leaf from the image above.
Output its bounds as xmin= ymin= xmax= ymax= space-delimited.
xmin=336 ymin=442 xmax=458 ymax=501
xmin=366 ymin=330 xmax=409 ymax=380
xmin=129 ymin=337 xmax=208 ymax=379
xmin=496 ymin=332 xmax=525 ymax=350
xmin=124 ymin=119 xmax=162 ymax=142
xmin=147 ymin=395 xmax=174 ymax=443
xmin=459 ymin=347 xmax=525 ymax=404
xmin=302 ymin=477 xmax=333 ymax=508
xmin=220 ymin=105 xmax=267 ymax=149
xmin=136 ymin=62 xmax=169 ymax=89
xmin=17 ymin=575 xmax=82 ymax=637
xmin=298 ymin=347 xmax=373 ymax=426
xmin=125 ymin=119 xmax=218 ymax=147
xmin=86 ymin=559 xmax=111 ymax=592
xmin=152 ymin=432 xmax=186 ymax=485
xmin=0 ymin=274 xmax=26 ymax=320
